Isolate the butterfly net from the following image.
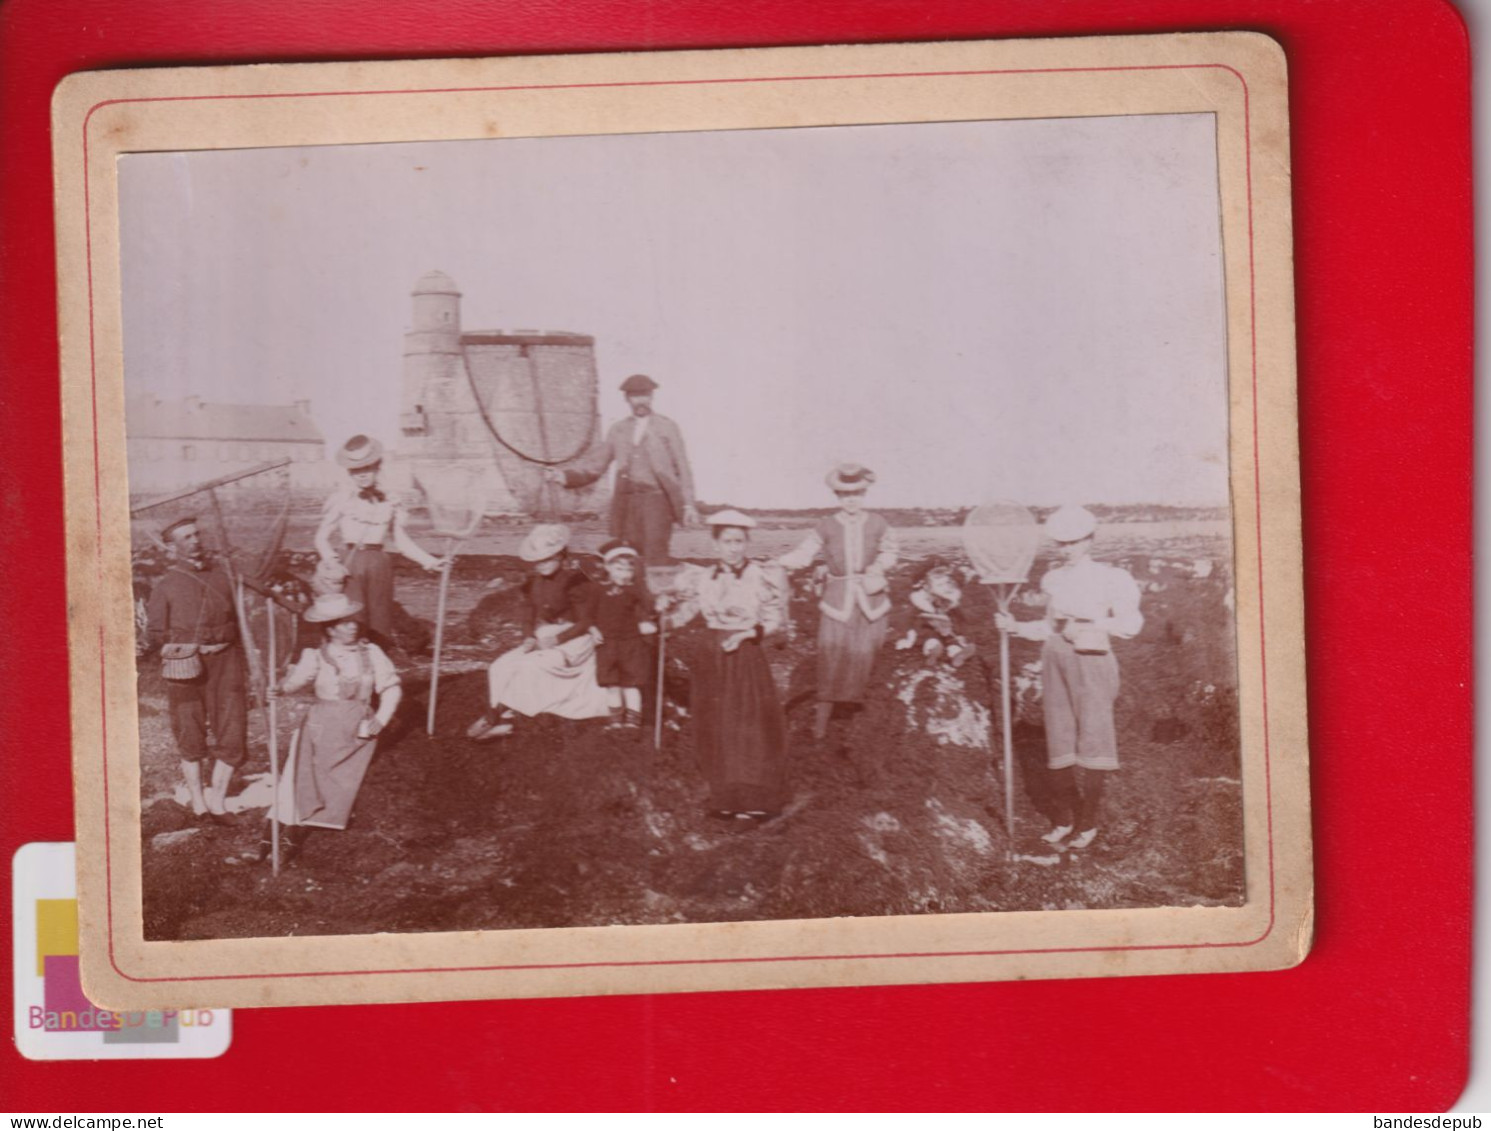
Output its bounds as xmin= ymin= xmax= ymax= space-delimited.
xmin=961 ymin=500 xmax=1040 ymax=586
xmin=129 ymin=459 xmax=294 ymax=687
xmin=412 ymin=462 xmax=488 ymax=542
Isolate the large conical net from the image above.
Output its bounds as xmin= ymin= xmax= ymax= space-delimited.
xmin=961 ymin=500 xmax=1040 ymax=586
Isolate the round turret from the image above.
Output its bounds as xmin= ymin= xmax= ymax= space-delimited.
xmin=410 ymin=270 xmax=462 ymax=338
xmin=412 ymin=269 xmax=461 ymax=297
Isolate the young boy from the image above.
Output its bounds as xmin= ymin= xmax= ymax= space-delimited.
xmin=591 ymin=540 xmax=658 ymax=729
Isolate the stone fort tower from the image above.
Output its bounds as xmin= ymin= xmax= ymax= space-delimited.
xmin=397 ymin=270 xmax=606 ymax=517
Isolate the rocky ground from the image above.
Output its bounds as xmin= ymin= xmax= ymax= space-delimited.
xmin=135 ymin=522 xmax=1244 ymax=941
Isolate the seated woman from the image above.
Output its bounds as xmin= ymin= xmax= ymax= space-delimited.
xmin=467 ymin=524 xmax=610 ymax=740
xmin=247 ymin=592 xmax=401 ymax=864
xmin=661 ymin=509 xmax=788 ymax=820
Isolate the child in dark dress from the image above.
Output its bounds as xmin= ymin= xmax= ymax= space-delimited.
xmin=892 ymin=560 xmax=978 ymax=668
xmin=591 ymin=540 xmax=657 ymax=729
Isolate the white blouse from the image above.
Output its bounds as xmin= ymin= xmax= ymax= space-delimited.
xmin=1040 ymin=558 xmax=1144 ymax=639
xmin=315 ymin=484 xmax=439 ymax=569
xmin=282 ymin=641 xmax=400 ymax=708
xmin=667 ymin=561 xmax=786 ymax=635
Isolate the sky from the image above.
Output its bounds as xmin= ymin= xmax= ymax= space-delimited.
xmin=118 ymin=112 xmax=1231 ymax=509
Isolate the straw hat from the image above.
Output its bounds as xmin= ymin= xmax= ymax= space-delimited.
xmin=1044 ymin=505 xmax=1098 ymax=543
xmin=705 ymin=508 xmax=757 ymax=530
xmin=825 ymin=463 xmax=876 ymax=492
xmin=519 ymin=523 xmax=571 ymax=562
xmin=336 ymin=435 xmax=384 ymax=470
xmin=304 ymin=593 xmax=365 ymax=623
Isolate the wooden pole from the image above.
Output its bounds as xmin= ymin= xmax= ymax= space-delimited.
xmin=267 ymin=595 xmax=281 ymax=877
xmin=129 ymin=459 xmax=292 ymax=516
xmin=653 ymin=615 xmax=667 ymax=749
xmin=997 ymin=584 xmax=1020 ymax=852
xmin=427 ymin=537 xmax=456 ymax=736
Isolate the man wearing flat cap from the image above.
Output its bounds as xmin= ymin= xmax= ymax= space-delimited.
xmin=545 ymin=374 xmax=698 ymax=566
xmin=145 ymin=516 xmax=248 ymax=826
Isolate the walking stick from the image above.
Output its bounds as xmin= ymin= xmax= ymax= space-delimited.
xmin=418 ymin=470 xmax=484 ymax=736
xmin=654 ymin=614 xmax=667 ymax=749
xmin=266 ymin=594 xmax=281 ymax=877
xmin=427 ymin=537 xmax=456 ymax=736
xmin=997 ymin=589 xmax=1016 ymax=845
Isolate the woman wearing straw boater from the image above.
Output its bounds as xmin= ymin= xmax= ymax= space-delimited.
xmin=466 ymin=524 xmax=610 ymax=740
xmin=995 ymin=505 xmax=1143 ymax=850
xmin=245 ymin=592 xmax=402 ymax=865
xmin=315 ymin=435 xmax=446 ymax=649
xmin=775 ymin=463 xmax=899 ymax=741
xmin=661 ymin=510 xmax=789 ymax=821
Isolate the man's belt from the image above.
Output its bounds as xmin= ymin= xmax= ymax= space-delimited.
xmin=615 ymin=478 xmax=663 ymax=495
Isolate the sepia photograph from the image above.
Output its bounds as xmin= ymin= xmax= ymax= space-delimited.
xmin=122 ymin=109 xmax=1243 ymax=939
xmin=55 ymin=37 xmax=1310 ymax=1008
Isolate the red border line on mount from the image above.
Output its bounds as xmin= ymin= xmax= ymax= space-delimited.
xmin=83 ymin=61 xmax=1270 ymax=984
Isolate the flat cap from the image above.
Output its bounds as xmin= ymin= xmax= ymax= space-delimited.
xmin=160 ymin=516 xmax=198 ymax=542
xmin=620 ymin=374 xmax=659 ymax=395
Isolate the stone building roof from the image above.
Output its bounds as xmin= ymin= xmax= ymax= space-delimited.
xmin=126 ymin=394 xmax=323 ymax=443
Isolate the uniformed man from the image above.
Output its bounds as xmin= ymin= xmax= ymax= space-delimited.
xmin=545 ymin=374 xmax=699 ymax=566
xmin=145 ymin=517 xmax=247 ymax=825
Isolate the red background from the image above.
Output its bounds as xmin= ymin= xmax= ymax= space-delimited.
xmin=0 ymin=0 xmax=1472 ymax=1112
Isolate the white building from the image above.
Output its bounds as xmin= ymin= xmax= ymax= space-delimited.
xmin=125 ymin=393 xmax=325 ymax=496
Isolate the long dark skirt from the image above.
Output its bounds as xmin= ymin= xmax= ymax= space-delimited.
xmin=692 ymin=629 xmax=787 ymax=814
xmin=342 ymin=546 xmax=395 ymax=640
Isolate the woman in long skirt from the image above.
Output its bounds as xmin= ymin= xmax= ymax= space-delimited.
xmin=314 ymin=434 xmax=445 ymax=648
xmin=466 ymin=523 xmax=610 ymax=740
xmin=248 ymin=592 xmax=401 ymax=864
xmin=775 ymin=463 xmax=899 ymax=739
xmin=995 ymin=505 xmax=1144 ymax=850
xmin=664 ymin=509 xmax=788 ymax=819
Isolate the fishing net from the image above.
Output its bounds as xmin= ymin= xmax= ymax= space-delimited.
xmin=412 ymin=462 xmax=487 ymax=542
xmin=961 ymin=500 xmax=1041 ymax=588
xmin=130 ymin=458 xmax=294 ymax=580
xmin=961 ymin=499 xmax=1042 ymax=851
xmin=129 ymin=458 xmax=294 ymax=688
xmin=411 ymin=461 xmax=488 ymax=736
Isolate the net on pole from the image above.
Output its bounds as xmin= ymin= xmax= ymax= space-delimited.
xmin=413 ymin=463 xmax=487 ymax=541
xmin=130 ymin=460 xmax=294 ymax=694
xmin=961 ymin=500 xmax=1041 ymax=589
xmin=412 ymin=462 xmax=487 ymax=735
xmin=130 ymin=459 xmax=294 ymax=583
xmin=961 ymin=499 xmax=1041 ymax=854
